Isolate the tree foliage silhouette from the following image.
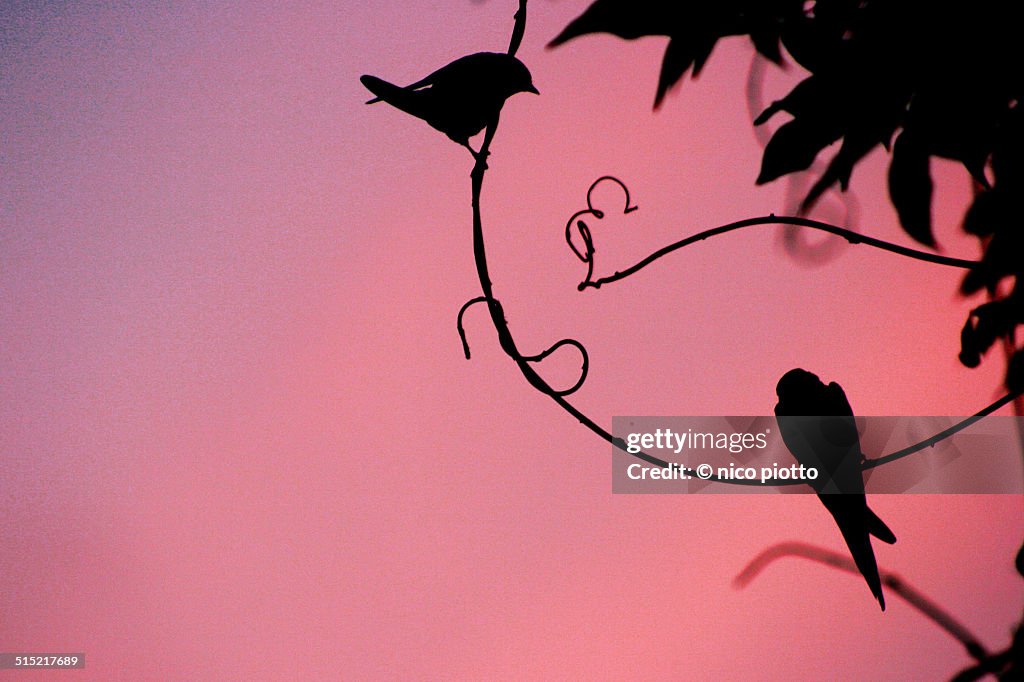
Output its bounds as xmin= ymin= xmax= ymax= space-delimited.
xmin=363 ymin=0 xmax=1024 ymax=677
xmin=551 ymin=0 xmax=1024 ymax=391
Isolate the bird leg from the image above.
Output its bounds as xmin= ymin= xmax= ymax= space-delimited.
xmin=467 ymin=115 xmax=499 ymax=171
xmin=464 ymin=142 xmax=489 ymax=169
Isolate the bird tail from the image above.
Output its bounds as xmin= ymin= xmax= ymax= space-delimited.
xmin=838 ymin=522 xmax=887 ymax=611
xmin=866 ymin=506 xmax=897 ymax=544
xmin=360 ymin=75 xmax=399 ymax=105
xmin=360 ymin=75 xmax=431 ymax=121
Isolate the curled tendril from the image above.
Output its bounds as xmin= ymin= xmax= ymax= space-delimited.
xmin=457 ymin=296 xmax=590 ymax=397
xmin=521 ymin=338 xmax=590 ymax=397
xmin=564 ymin=175 xmax=638 ymax=290
xmin=456 ymin=296 xmax=492 ymax=360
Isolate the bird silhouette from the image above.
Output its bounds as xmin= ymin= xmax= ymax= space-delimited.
xmin=360 ymin=52 xmax=538 ymax=160
xmin=774 ymin=368 xmax=897 ymax=610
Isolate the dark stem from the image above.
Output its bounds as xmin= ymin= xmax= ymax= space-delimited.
xmin=734 ymin=542 xmax=989 ymax=661
xmin=579 ymin=214 xmax=978 ymax=291
xmin=864 ymin=389 xmax=1023 ymax=468
xmin=507 ymin=0 xmax=527 ymax=57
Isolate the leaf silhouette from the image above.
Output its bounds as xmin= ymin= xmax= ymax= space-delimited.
xmin=757 ymin=118 xmax=838 ymax=185
xmin=888 ymin=131 xmax=934 ymax=246
xmin=550 ymin=0 xmax=804 ymax=108
xmin=1009 ymin=351 xmax=1024 ymax=393
xmin=548 ymin=0 xmax=673 ymax=46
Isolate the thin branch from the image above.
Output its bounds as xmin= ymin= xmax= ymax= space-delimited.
xmin=951 ymin=626 xmax=1021 ymax=681
xmin=462 ymin=2 xmax=1013 ymax=488
xmin=507 ymin=0 xmax=527 ymax=57
xmin=466 ymin=2 xmax=778 ymax=487
xmin=864 ymin=389 xmax=1023 ymax=468
xmin=734 ymin=542 xmax=989 ymax=661
xmin=576 ymin=212 xmax=978 ymax=291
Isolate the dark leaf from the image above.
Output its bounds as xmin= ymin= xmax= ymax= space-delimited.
xmin=755 ymin=75 xmax=830 ymax=125
xmin=962 ymin=154 xmax=991 ymax=190
xmin=689 ymin=37 xmax=718 ymax=79
xmin=548 ymin=0 xmax=673 ymax=47
xmin=888 ymin=131 xmax=935 ymax=247
xmin=961 ymin=265 xmax=995 ymax=296
xmin=959 ymin=316 xmax=981 ymax=368
xmin=972 ymin=301 xmax=1016 ymax=353
xmin=963 ymin=190 xmax=1000 ymax=237
xmin=962 ymin=228 xmax=1023 ymax=294
xmin=750 ymin=29 xmax=782 ymax=64
xmin=654 ymin=39 xmax=695 ymax=109
xmin=757 ymin=118 xmax=840 ymax=184
xmin=1007 ymin=349 xmax=1024 ymax=393
xmin=802 ymin=132 xmax=881 ymax=212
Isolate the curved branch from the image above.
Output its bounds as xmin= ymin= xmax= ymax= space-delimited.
xmin=579 ymin=213 xmax=978 ymax=291
xmin=507 ymin=0 xmax=527 ymax=57
xmin=951 ymin=627 xmax=1021 ymax=681
xmin=734 ymin=542 xmax=989 ymax=661
xmin=456 ymin=296 xmax=493 ymax=359
xmin=467 ymin=2 xmax=782 ymax=488
xmin=863 ymin=389 xmax=1023 ymax=468
xmin=474 ymin=156 xmax=1013 ymax=481
xmin=463 ymin=2 xmax=1011 ymax=488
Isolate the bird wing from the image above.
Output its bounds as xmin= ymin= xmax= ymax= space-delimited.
xmin=362 ymin=53 xmax=487 ymax=105
xmin=866 ymin=504 xmax=897 ymax=544
xmin=820 ymin=382 xmax=865 ymax=494
xmin=774 ymin=401 xmax=825 ymax=473
xmin=827 ymin=500 xmax=887 ymax=610
xmin=403 ymin=52 xmax=503 ymax=92
xmin=775 ymin=383 xmax=861 ymax=493
xmin=359 ymin=75 xmax=433 ymax=121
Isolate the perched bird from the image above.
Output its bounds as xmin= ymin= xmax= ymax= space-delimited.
xmin=360 ymin=52 xmax=538 ymax=160
xmin=774 ymin=368 xmax=897 ymax=610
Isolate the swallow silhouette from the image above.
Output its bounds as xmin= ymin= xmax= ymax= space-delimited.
xmin=774 ymin=368 xmax=897 ymax=610
xmin=360 ymin=52 xmax=538 ymax=160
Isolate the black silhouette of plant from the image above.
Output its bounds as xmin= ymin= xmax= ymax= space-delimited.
xmin=363 ymin=1 xmax=1024 ymax=677
xmin=552 ymin=0 xmax=1024 ymax=391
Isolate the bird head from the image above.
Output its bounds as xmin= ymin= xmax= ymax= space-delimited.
xmin=776 ymin=368 xmax=825 ymax=403
xmin=504 ymin=57 xmax=539 ymax=97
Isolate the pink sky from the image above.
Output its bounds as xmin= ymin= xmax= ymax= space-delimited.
xmin=2 ymin=1 xmax=1021 ymax=679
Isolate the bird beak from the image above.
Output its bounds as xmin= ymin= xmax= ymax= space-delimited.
xmin=527 ymin=84 xmax=539 ymax=95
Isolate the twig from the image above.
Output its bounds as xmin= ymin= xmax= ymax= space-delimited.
xmin=575 ymin=212 xmax=978 ymax=291
xmin=864 ymin=389 xmax=1023 ymax=468
xmin=507 ymin=0 xmax=527 ymax=57
xmin=734 ymin=542 xmax=989 ymax=661
xmin=456 ymin=296 xmax=492 ymax=359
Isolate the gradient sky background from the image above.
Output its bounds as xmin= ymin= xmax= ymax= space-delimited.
xmin=2 ymin=1 xmax=1022 ymax=679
